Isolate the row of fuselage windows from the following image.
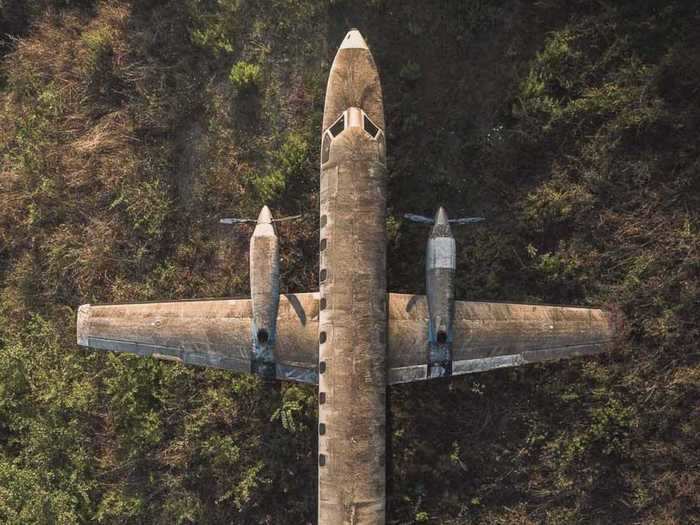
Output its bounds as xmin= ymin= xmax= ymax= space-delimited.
xmin=319 ymin=214 xmax=328 ymax=465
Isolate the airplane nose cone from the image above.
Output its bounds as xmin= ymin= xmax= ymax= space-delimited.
xmin=430 ymin=207 xmax=453 ymax=238
xmin=434 ymin=207 xmax=449 ymax=226
xmin=340 ymin=29 xmax=368 ymax=50
xmin=253 ymin=206 xmax=276 ymax=237
xmin=323 ymin=28 xmax=384 ymax=135
xmin=257 ymin=205 xmax=273 ymax=224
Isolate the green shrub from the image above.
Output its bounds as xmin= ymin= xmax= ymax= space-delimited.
xmin=191 ymin=26 xmax=234 ymax=54
xmin=249 ymin=169 xmax=285 ymax=203
xmin=270 ymin=385 xmax=314 ymax=433
xmin=273 ymin=131 xmax=308 ymax=180
xmin=250 ymin=131 xmax=308 ymax=202
xmin=186 ymin=0 xmax=239 ymax=55
xmin=94 ymin=490 xmax=144 ymax=524
xmin=229 ymin=60 xmax=261 ymax=91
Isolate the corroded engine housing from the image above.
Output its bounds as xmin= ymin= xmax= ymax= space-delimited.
xmin=426 ymin=207 xmax=456 ymax=378
xmin=249 ymin=206 xmax=279 ymax=379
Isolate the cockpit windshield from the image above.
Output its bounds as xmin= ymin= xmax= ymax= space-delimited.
xmin=363 ymin=114 xmax=380 ymax=139
xmin=322 ymin=109 xmax=383 ymax=164
xmin=329 ymin=114 xmax=345 ymax=137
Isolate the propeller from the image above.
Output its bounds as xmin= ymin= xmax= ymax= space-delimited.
xmin=448 ymin=217 xmax=486 ymax=225
xmin=403 ymin=213 xmax=486 ymax=225
xmin=220 ymin=218 xmax=256 ymax=224
xmin=403 ymin=213 xmax=435 ymax=224
xmin=219 ymin=214 xmax=303 ymax=225
xmin=272 ymin=214 xmax=302 ymax=223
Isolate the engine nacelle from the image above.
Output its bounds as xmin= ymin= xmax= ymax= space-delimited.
xmin=425 ymin=207 xmax=455 ymax=378
xmin=249 ymin=205 xmax=280 ymax=379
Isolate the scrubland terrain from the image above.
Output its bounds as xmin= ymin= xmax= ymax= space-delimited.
xmin=0 ymin=1 xmax=698 ymax=523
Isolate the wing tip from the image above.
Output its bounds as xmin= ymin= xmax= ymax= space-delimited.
xmin=601 ymin=303 xmax=626 ymax=346
xmin=76 ymin=304 xmax=91 ymax=346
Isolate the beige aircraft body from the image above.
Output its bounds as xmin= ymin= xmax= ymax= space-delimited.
xmin=76 ymin=30 xmax=616 ymax=525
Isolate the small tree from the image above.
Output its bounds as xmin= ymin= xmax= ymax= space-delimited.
xmin=229 ymin=61 xmax=261 ymax=91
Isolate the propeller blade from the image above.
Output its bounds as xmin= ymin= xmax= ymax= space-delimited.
xmin=449 ymin=217 xmax=486 ymax=225
xmin=272 ymin=214 xmax=302 ymax=223
xmin=403 ymin=213 xmax=434 ymax=224
xmin=219 ymin=218 xmax=256 ymax=224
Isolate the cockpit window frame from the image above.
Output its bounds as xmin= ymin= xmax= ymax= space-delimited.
xmin=328 ymin=113 xmax=346 ymax=138
xmin=362 ymin=113 xmax=381 ymax=139
xmin=321 ymin=130 xmax=332 ymax=164
xmin=322 ymin=110 xmax=384 ymax=161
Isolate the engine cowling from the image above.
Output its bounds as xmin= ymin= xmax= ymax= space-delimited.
xmin=425 ymin=207 xmax=455 ymax=377
xmin=249 ymin=205 xmax=280 ymax=379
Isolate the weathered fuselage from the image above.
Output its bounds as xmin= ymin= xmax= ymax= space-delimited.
xmin=318 ymin=30 xmax=387 ymax=524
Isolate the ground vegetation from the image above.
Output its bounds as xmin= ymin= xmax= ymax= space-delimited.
xmin=0 ymin=0 xmax=698 ymax=523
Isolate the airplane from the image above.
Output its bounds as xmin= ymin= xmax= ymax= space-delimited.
xmin=76 ymin=29 xmax=616 ymax=525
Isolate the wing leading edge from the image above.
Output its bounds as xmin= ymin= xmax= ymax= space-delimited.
xmin=77 ymin=293 xmax=614 ymax=385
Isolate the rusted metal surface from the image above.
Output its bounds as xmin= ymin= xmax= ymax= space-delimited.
xmin=77 ymin=293 xmax=320 ymax=383
xmin=318 ymin=29 xmax=387 ymax=525
xmin=387 ymin=294 xmax=614 ymax=384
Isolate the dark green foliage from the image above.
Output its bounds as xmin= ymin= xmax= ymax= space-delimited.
xmin=0 ymin=0 xmax=698 ymax=523
xmin=229 ymin=61 xmax=262 ymax=91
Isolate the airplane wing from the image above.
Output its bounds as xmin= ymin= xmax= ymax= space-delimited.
xmin=387 ymin=294 xmax=615 ymax=384
xmin=77 ymin=293 xmax=320 ymax=384
xmin=77 ymin=292 xmax=614 ymax=386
